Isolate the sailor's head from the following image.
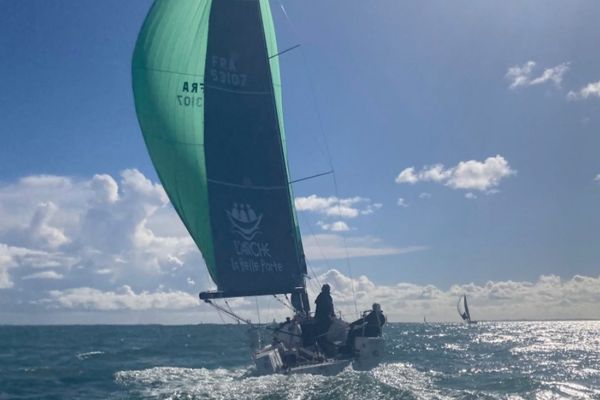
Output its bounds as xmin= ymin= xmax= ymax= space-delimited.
xmin=372 ymin=303 xmax=381 ymax=312
xmin=321 ymin=284 xmax=331 ymax=293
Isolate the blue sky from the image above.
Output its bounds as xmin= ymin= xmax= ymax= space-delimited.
xmin=1 ymin=0 xmax=599 ymax=323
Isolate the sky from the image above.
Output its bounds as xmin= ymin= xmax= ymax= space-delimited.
xmin=1 ymin=0 xmax=599 ymax=324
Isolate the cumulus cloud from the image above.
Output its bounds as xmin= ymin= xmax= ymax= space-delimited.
xmin=309 ymin=270 xmax=600 ymax=322
xmin=10 ymin=268 xmax=600 ymax=323
xmin=396 ymin=155 xmax=515 ymax=192
xmin=465 ymin=193 xmax=477 ymax=200
xmin=594 ymin=174 xmax=600 ymax=183
xmin=317 ymin=221 xmax=350 ymax=232
xmin=0 ymin=244 xmax=68 ymax=288
xmin=568 ymin=80 xmax=600 ymax=101
xmin=303 ymin=234 xmax=425 ymax=260
xmin=0 ymin=170 xmax=200 ymax=296
xmin=397 ymin=198 xmax=408 ymax=208
xmin=418 ymin=193 xmax=431 ymax=199
xmin=0 ymin=245 xmax=15 ymax=289
xmin=506 ymin=61 xmax=570 ymax=89
xmin=43 ymin=286 xmax=198 ymax=311
xmin=294 ymin=195 xmax=381 ymax=219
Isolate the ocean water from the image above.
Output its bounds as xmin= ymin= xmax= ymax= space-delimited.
xmin=1 ymin=321 xmax=599 ymax=399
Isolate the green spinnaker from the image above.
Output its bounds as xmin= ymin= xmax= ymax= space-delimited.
xmin=132 ymin=0 xmax=306 ymax=296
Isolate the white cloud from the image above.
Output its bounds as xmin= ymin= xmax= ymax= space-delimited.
xmin=395 ymin=168 xmax=418 ymax=184
xmin=0 ymin=245 xmax=15 ymax=289
xmin=10 ymin=268 xmax=600 ymax=323
xmin=568 ymin=80 xmax=600 ymax=101
xmin=0 ymin=170 xmax=200 ymax=294
xmin=418 ymin=193 xmax=431 ymax=199
xmin=25 ymin=202 xmax=71 ymax=249
xmin=44 ymin=286 xmax=198 ymax=311
xmin=505 ymin=61 xmax=536 ymax=89
xmin=310 ymin=270 xmax=600 ymax=322
xmin=0 ymin=244 xmax=69 ymax=288
xmin=303 ymin=234 xmax=425 ymax=260
xmin=396 ymin=155 xmax=516 ymax=192
xmin=506 ymin=61 xmax=570 ymax=89
xmin=465 ymin=193 xmax=477 ymax=200
xmin=594 ymin=174 xmax=600 ymax=183
xmin=529 ymin=63 xmax=570 ymax=87
xmin=22 ymin=270 xmax=64 ymax=280
xmin=317 ymin=221 xmax=350 ymax=232
xmin=397 ymin=198 xmax=408 ymax=208
xmin=294 ymin=195 xmax=381 ymax=219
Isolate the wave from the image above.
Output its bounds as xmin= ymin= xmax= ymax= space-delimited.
xmin=76 ymin=351 xmax=105 ymax=360
xmin=114 ymin=363 xmax=443 ymax=400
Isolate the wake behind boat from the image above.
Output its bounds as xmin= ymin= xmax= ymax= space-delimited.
xmin=132 ymin=0 xmax=386 ymax=375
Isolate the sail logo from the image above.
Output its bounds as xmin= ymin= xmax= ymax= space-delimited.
xmin=227 ymin=203 xmax=263 ymax=241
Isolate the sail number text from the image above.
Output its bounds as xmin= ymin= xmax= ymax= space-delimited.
xmin=177 ymin=95 xmax=202 ymax=107
xmin=177 ymin=81 xmax=203 ymax=107
xmin=210 ymin=55 xmax=247 ymax=88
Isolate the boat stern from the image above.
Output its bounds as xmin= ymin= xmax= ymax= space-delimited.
xmin=352 ymin=336 xmax=385 ymax=371
xmin=253 ymin=347 xmax=284 ymax=375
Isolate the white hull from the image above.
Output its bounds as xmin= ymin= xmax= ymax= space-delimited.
xmin=253 ymin=337 xmax=385 ymax=376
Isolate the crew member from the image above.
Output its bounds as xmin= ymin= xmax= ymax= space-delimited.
xmin=344 ymin=303 xmax=386 ymax=352
xmin=314 ymin=284 xmax=335 ymax=335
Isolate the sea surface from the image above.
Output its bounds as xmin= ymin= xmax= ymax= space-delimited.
xmin=1 ymin=321 xmax=599 ymax=399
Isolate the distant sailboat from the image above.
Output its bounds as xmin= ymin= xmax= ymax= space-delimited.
xmin=132 ymin=0 xmax=385 ymax=375
xmin=457 ymin=295 xmax=477 ymax=324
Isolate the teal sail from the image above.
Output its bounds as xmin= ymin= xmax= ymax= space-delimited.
xmin=132 ymin=0 xmax=307 ymax=299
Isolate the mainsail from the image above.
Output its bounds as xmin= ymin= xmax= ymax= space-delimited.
xmin=463 ymin=295 xmax=471 ymax=321
xmin=132 ymin=0 xmax=308 ymax=300
xmin=457 ymin=295 xmax=471 ymax=322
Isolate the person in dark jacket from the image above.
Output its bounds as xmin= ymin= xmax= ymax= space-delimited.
xmin=314 ymin=284 xmax=335 ymax=336
xmin=343 ymin=303 xmax=386 ymax=353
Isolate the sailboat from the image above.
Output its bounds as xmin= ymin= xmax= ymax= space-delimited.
xmin=131 ymin=0 xmax=385 ymax=375
xmin=457 ymin=295 xmax=477 ymax=324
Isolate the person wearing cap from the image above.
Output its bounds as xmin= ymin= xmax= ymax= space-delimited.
xmin=343 ymin=303 xmax=386 ymax=354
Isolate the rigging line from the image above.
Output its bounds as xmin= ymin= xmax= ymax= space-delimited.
xmin=305 ymin=269 xmax=318 ymax=296
xmin=289 ymin=170 xmax=334 ymax=184
xmin=264 ymin=296 xmax=272 ymax=324
xmin=269 ymin=44 xmax=301 ymax=59
xmin=212 ymin=300 xmax=227 ymax=324
xmin=276 ymin=1 xmax=330 ymax=167
xmin=274 ymin=295 xmax=295 ymax=312
xmin=332 ymin=173 xmax=359 ymax=319
xmin=207 ymin=170 xmax=333 ymax=190
xmin=207 ymin=299 xmax=253 ymax=326
xmin=207 ymin=178 xmax=286 ymax=190
xmin=296 ymin=212 xmax=324 ymax=289
xmin=255 ymin=298 xmax=262 ymax=325
xmin=277 ymin=0 xmax=358 ymax=317
xmin=215 ymin=305 xmax=226 ymax=324
xmin=224 ymin=300 xmax=235 ymax=315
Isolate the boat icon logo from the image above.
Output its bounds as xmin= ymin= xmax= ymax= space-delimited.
xmin=227 ymin=203 xmax=263 ymax=241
